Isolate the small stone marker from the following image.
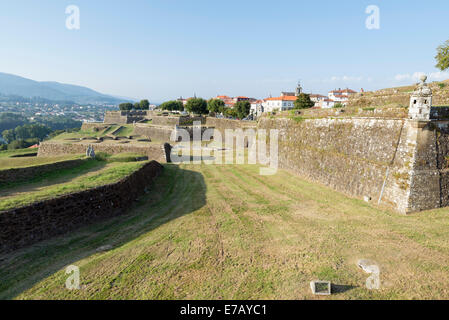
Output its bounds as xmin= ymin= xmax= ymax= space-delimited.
xmin=357 ymin=259 xmax=377 ymax=273
xmin=310 ymin=280 xmax=331 ymax=295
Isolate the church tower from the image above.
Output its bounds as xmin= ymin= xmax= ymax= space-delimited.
xmin=295 ymin=81 xmax=303 ymax=97
xmin=409 ymin=75 xmax=432 ymax=121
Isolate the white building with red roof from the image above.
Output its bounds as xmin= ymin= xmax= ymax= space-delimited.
xmin=262 ymin=95 xmax=297 ymax=112
xmin=250 ymin=99 xmax=264 ymax=117
xmin=328 ymin=88 xmax=357 ymax=105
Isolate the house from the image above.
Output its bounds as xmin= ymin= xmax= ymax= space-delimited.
xmin=216 ymin=95 xmax=252 ymax=108
xmin=309 ymin=94 xmax=327 ymax=107
xmin=328 ymin=88 xmax=357 ymax=105
xmin=317 ymin=98 xmax=335 ymax=109
xmin=262 ymin=95 xmax=296 ymax=112
xmin=250 ymin=99 xmax=264 ymax=117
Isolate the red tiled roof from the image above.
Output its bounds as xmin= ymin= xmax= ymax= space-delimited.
xmin=265 ymin=96 xmax=297 ymax=101
xmin=330 ymin=88 xmax=356 ymax=94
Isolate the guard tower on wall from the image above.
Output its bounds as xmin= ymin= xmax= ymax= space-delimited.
xmin=409 ymin=75 xmax=432 ymax=121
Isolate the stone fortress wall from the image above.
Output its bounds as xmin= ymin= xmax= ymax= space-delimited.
xmin=104 ymin=110 xmax=150 ymax=124
xmin=38 ymin=141 xmax=167 ymax=163
xmin=258 ymin=116 xmax=449 ymax=214
xmin=0 ymin=161 xmax=163 ymax=253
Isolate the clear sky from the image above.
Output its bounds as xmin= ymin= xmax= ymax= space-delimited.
xmin=1 ymin=0 xmax=448 ymax=102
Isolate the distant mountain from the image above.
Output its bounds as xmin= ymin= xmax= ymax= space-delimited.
xmin=0 ymin=72 xmax=129 ymax=105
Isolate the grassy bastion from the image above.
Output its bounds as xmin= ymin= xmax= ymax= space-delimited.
xmin=0 ymin=159 xmax=163 ymax=253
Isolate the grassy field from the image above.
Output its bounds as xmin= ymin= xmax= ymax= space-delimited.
xmin=1 ymin=163 xmax=449 ymax=300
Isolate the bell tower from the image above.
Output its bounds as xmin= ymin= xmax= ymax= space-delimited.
xmin=295 ymin=81 xmax=303 ymax=97
xmin=409 ymin=75 xmax=432 ymax=121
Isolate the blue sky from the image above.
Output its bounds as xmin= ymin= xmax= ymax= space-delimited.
xmin=0 ymin=0 xmax=448 ymax=102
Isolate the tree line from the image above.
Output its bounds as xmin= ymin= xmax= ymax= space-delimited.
xmin=157 ymin=98 xmax=252 ymax=119
xmin=0 ymin=113 xmax=82 ymax=151
xmin=119 ymin=99 xmax=150 ymax=111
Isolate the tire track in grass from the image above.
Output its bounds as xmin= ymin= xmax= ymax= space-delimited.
xmin=95 ymin=164 xmax=207 ymax=299
xmin=195 ymin=164 xmax=263 ymax=298
xmin=200 ymin=164 xmax=280 ymax=299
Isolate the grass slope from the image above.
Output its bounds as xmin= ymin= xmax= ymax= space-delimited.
xmin=1 ymin=164 xmax=449 ymax=299
xmin=0 ymin=148 xmax=38 ymax=158
xmin=0 ymin=155 xmax=83 ymax=171
xmin=0 ymin=160 xmax=145 ymax=211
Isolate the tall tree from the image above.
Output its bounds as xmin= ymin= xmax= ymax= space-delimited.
xmin=207 ymin=99 xmax=225 ymax=114
xmin=234 ymin=101 xmax=251 ymax=119
xmin=160 ymin=100 xmax=184 ymax=111
xmin=436 ymin=39 xmax=449 ymax=71
xmin=2 ymin=129 xmax=15 ymax=144
xmin=133 ymin=102 xmax=141 ymax=110
xmin=140 ymin=99 xmax=150 ymax=110
xmin=119 ymin=103 xmax=133 ymax=111
xmin=294 ymin=93 xmax=315 ymax=109
xmin=185 ymin=98 xmax=208 ymax=115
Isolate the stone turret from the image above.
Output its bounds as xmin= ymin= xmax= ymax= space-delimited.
xmin=409 ymin=75 xmax=432 ymax=121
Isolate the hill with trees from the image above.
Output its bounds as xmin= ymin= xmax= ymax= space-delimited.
xmin=0 ymin=72 xmax=128 ymax=105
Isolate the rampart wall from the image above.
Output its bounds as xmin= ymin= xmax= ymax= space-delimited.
xmin=38 ymin=141 xmax=167 ymax=163
xmin=258 ymin=117 xmax=449 ymax=214
xmin=104 ymin=111 xmax=149 ymax=124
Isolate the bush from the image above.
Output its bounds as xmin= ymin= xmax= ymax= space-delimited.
xmin=439 ymin=83 xmax=446 ymax=89
xmin=333 ymin=103 xmax=345 ymax=109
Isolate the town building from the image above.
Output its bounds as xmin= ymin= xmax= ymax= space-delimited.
xmin=250 ymin=99 xmax=264 ymax=117
xmin=317 ymin=98 xmax=335 ymax=109
xmin=309 ymin=94 xmax=327 ymax=107
xmin=262 ymin=95 xmax=297 ymax=112
xmin=328 ymin=88 xmax=357 ymax=105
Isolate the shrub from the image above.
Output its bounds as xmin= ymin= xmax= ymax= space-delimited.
xmin=333 ymin=103 xmax=345 ymax=109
